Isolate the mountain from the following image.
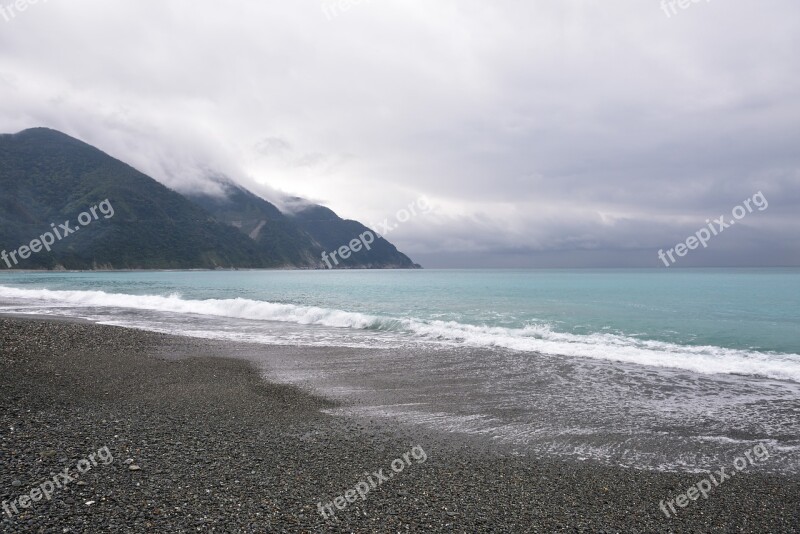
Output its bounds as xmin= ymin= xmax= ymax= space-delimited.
xmin=0 ymin=128 xmax=419 ymax=270
xmin=187 ymin=179 xmax=420 ymax=269
xmin=185 ymin=176 xmax=323 ymax=267
xmin=287 ymin=203 xmax=420 ymax=269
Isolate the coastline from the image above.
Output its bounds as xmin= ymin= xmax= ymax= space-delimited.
xmin=1 ymin=316 xmax=797 ymax=532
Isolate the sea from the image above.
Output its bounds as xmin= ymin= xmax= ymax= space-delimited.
xmin=1 ymin=268 xmax=798 ymax=475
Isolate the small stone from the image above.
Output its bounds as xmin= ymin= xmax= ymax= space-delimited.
xmin=11 ymin=480 xmax=21 ymax=487
xmin=129 ymin=465 xmax=141 ymax=471
xmin=85 ymin=500 xmax=96 ymax=506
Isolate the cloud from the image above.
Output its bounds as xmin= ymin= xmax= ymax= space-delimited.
xmin=0 ymin=0 xmax=798 ymax=266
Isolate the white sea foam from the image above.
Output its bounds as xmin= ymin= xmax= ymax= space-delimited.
xmin=2 ymin=285 xmax=799 ymax=382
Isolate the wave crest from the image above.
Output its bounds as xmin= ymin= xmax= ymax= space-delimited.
xmin=2 ymin=285 xmax=799 ymax=382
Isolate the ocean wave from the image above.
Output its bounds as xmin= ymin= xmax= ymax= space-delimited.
xmin=2 ymin=285 xmax=799 ymax=382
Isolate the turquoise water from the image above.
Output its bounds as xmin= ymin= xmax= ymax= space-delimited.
xmin=0 ymin=268 xmax=799 ymax=378
xmin=1 ymin=268 xmax=799 ymax=473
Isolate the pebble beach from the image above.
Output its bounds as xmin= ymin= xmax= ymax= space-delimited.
xmin=1 ymin=317 xmax=798 ymax=533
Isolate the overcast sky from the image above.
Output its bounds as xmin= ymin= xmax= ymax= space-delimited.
xmin=1 ymin=0 xmax=798 ymax=267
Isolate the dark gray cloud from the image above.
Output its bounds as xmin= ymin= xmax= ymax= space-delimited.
xmin=1 ymin=0 xmax=798 ymax=267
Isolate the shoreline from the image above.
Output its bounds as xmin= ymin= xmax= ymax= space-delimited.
xmin=1 ymin=316 xmax=798 ymax=532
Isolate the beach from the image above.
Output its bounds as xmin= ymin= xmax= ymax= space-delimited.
xmin=0 ymin=316 xmax=797 ymax=532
